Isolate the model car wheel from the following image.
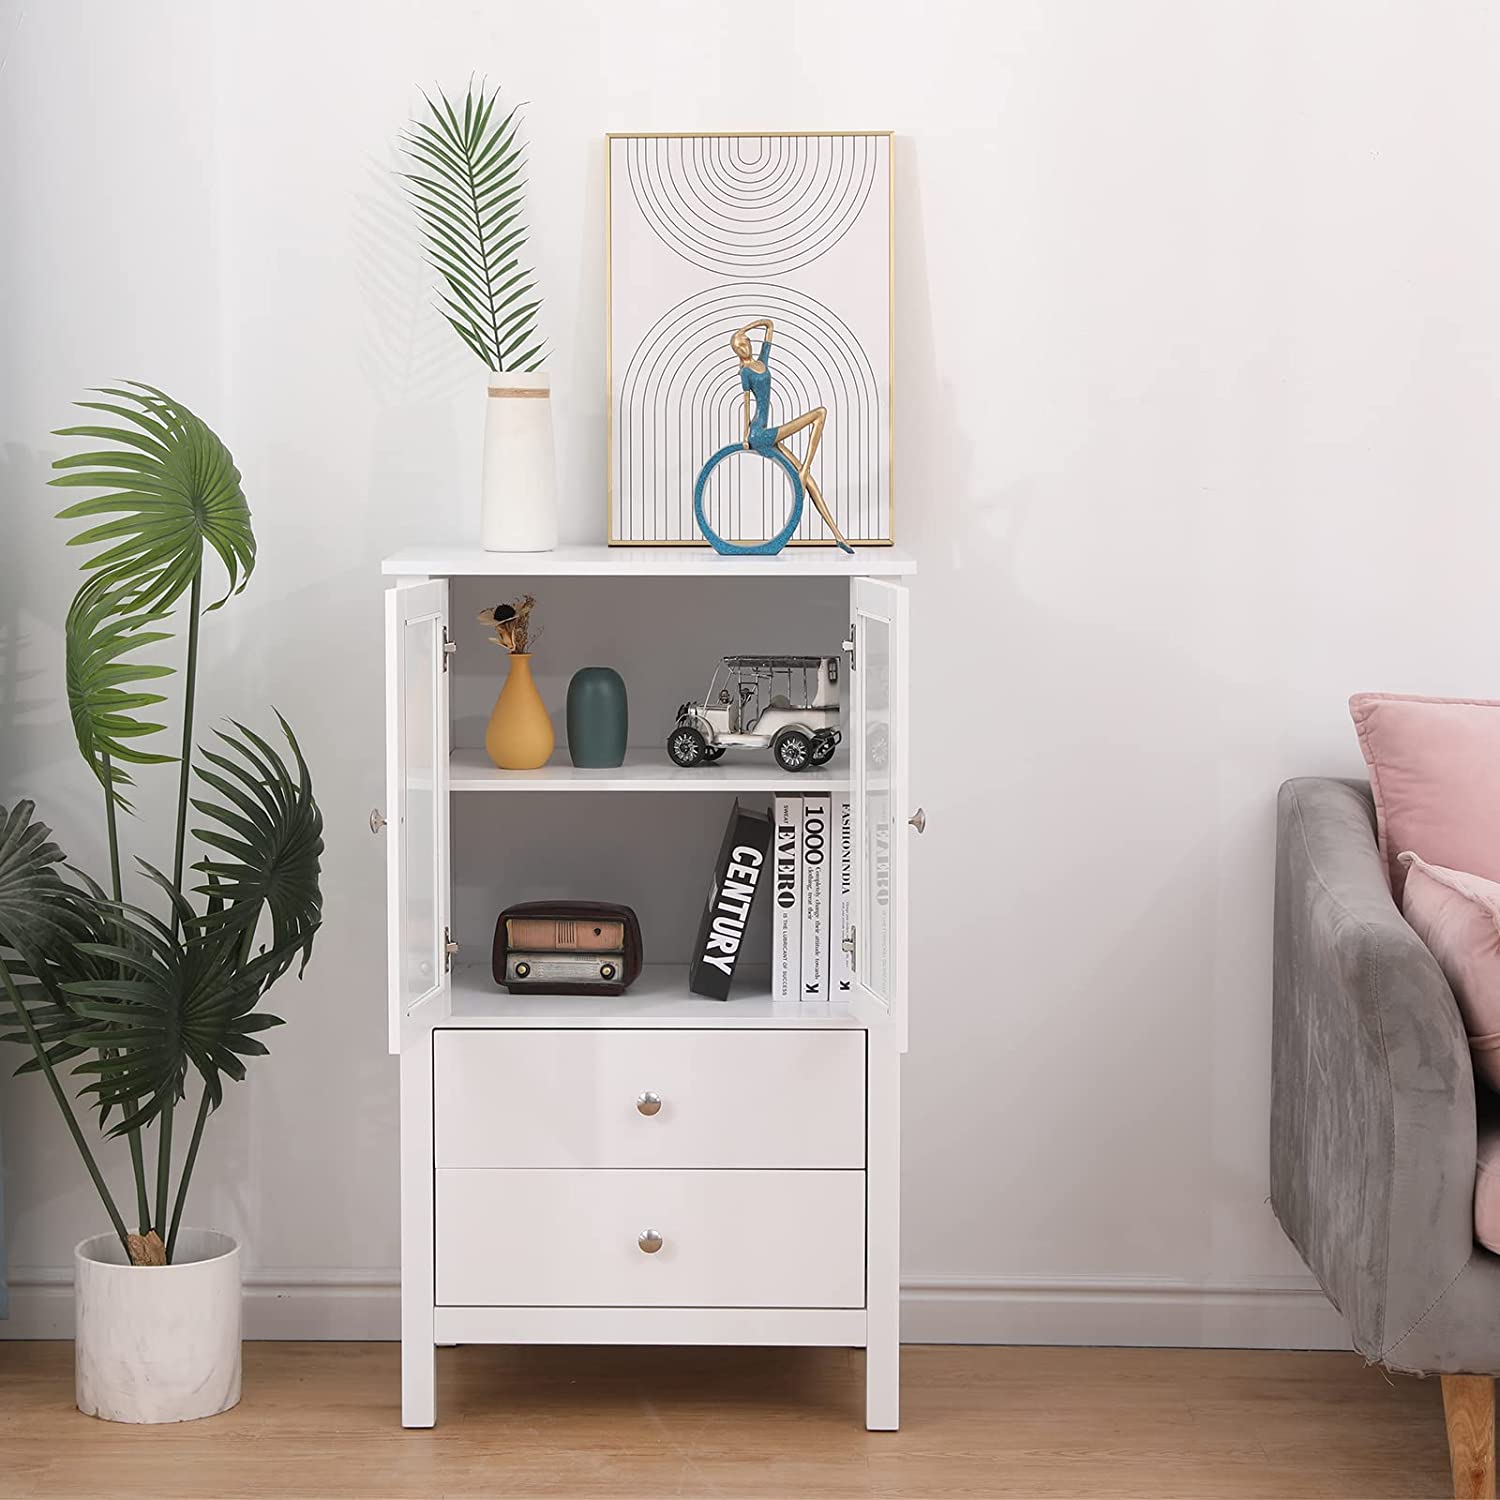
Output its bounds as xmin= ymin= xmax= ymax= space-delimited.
xmin=810 ymin=735 xmax=837 ymax=766
xmin=667 ymin=725 xmax=707 ymax=767
xmin=772 ymin=728 xmax=813 ymax=772
xmin=702 ymin=745 xmax=727 ymax=763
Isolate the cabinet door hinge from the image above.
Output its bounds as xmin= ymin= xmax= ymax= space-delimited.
xmin=442 ymin=627 xmax=456 ymax=670
xmin=444 ymin=927 xmax=459 ymax=972
xmin=841 ymin=925 xmax=856 ymax=969
xmin=842 ymin=623 xmax=857 ymax=671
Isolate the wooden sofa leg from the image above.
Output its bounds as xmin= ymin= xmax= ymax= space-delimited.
xmin=1443 ymin=1375 xmax=1496 ymax=1500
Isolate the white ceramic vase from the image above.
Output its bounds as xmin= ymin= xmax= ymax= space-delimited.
xmin=74 ymin=1228 xmax=241 ymax=1424
xmin=480 ymin=368 xmax=557 ymax=552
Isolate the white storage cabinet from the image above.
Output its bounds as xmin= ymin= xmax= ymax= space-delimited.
xmin=382 ymin=544 xmax=916 ymax=1430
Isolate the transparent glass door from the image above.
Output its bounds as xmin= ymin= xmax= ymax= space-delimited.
xmin=849 ymin=578 xmax=909 ymax=1051
xmin=385 ymin=579 xmax=450 ymax=1052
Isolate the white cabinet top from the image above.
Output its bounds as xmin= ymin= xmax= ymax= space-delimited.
xmin=382 ymin=542 xmax=917 ymax=578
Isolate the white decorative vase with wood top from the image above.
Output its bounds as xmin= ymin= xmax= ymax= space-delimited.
xmin=481 ymin=369 xmax=557 ymax=552
xmin=74 ymin=1229 xmax=241 ymax=1424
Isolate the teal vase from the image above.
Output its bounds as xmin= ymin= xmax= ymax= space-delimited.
xmin=566 ymin=667 xmax=628 ymax=768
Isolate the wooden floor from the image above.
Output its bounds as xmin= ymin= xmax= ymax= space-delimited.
xmin=0 ymin=1342 xmax=1453 ymax=1499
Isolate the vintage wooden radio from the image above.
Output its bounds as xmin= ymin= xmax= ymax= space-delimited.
xmin=491 ymin=901 xmax=643 ymax=995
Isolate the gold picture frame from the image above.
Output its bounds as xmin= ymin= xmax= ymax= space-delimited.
xmin=606 ymin=130 xmax=895 ymax=547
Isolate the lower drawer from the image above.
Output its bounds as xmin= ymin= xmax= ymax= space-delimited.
xmin=436 ymin=1168 xmax=865 ymax=1308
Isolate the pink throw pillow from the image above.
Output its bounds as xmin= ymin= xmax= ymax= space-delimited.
xmin=1400 ymin=853 xmax=1500 ymax=1095
xmin=1349 ymin=693 xmax=1500 ymax=898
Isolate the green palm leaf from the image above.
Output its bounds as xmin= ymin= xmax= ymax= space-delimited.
xmin=61 ymin=863 xmax=305 ymax=1136
xmin=0 ymin=801 xmax=91 ymax=1102
xmin=0 ymin=974 xmax=83 ymax=1070
xmin=191 ymin=714 xmax=324 ymax=982
xmin=400 ymin=81 xmax=545 ymax=372
xmin=50 ymin=382 xmax=255 ymax=613
xmin=0 ymin=807 xmax=105 ymax=1094
xmin=0 ymin=801 xmax=91 ymax=968
xmin=64 ymin=916 xmax=296 ymax=1135
xmin=0 ymin=804 xmax=131 ymax=1246
xmin=65 ymin=574 xmax=176 ymax=809
xmin=2 ymin=873 xmax=165 ymax=1140
xmin=1 ymin=867 xmax=108 ymax=1076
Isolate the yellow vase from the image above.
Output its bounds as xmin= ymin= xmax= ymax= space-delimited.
xmin=485 ymin=653 xmax=555 ymax=770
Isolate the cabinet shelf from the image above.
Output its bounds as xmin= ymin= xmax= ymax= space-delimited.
xmin=449 ymin=746 xmax=848 ymax=793
xmin=445 ymin=964 xmax=863 ymax=1029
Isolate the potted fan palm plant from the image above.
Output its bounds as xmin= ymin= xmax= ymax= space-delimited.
xmin=399 ymin=80 xmax=554 ymax=551
xmin=0 ymin=383 xmax=323 ymax=1423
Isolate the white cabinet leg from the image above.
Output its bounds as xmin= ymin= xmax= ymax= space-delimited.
xmin=865 ymin=1035 xmax=901 ymax=1431
xmin=401 ymin=1024 xmax=437 ymax=1427
xmin=866 ymin=1331 xmax=900 ymax=1431
xmin=402 ymin=1335 xmax=436 ymax=1428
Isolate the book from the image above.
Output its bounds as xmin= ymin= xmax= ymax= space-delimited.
xmin=834 ymin=794 xmax=854 ymax=995
xmin=689 ymin=800 xmax=772 ymax=1000
xmin=799 ymin=792 xmax=831 ymax=1001
xmin=772 ymin=795 xmax=802 ymax=1001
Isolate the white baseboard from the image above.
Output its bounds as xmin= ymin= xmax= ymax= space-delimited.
xmin=2 ymin=1268 xmax=1349 ymax=1350
xmin=1 ymin=1268 xmax=401 ymax=1341
xmin=900 ymin=1273 xmax=1350 ymax=1350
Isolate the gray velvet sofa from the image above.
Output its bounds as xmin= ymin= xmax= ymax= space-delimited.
xmin=1273 ymin=777 xmax=1500 ymax=1498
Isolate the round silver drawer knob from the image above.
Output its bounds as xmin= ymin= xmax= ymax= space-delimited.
xmin=636 ymin=1091 xmax=662 ymax=1117
xmin=638 ymin=1229 xmax=664 ymax=1255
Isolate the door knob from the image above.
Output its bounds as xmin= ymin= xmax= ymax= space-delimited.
xmin=636 ymin=1091 xmax=662 ymax=1117
xmin=638 ymin=1229 xmax=664 ymax=1254
xmin=908 ymin=807 xmax=926 ymax=834
xmin=370 ymin=808 xmax=387 ymax=834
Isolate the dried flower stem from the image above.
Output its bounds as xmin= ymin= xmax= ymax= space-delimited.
xmin=478 ymin=594 xmax=540 ymax=654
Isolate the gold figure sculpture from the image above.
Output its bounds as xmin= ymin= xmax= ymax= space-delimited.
xmin=730 ymin=318 xmax=854 ymax=553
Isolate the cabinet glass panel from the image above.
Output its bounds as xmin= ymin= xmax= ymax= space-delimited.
xmin=858 ymin=608 xmax=895 ymax=1012
xmin=402 ymin=615 xmax=441 ymax=1008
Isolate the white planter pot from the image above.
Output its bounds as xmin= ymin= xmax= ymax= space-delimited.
xmin=481 ymin=368 xmax=557 ymax=552
xmin=74 ymin=1228 xmax=241 ymax=1424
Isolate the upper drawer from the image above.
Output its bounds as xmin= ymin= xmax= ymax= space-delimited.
xmin=434 ymin=1028 xmax=865 ymax=1169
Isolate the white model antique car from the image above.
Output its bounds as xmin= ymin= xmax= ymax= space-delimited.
xmin=666 ymin=654 xmax=842 ymax=772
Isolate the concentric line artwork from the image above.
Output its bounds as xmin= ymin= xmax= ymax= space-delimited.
xmin=608 ymin=132 xmax=892 ymax=545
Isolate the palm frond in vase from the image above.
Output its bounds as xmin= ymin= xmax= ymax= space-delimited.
xmin=0 ymin=382 xmax=323 ymax=1266
xmin=400 ymin=81 xmax=545 ymax=372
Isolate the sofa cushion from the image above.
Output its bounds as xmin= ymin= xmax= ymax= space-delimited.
xmin=1400 ymin=853 xmax=1500 ymax=1096
xmin=1478 ymin=1112 xmax=1500 ymax=1256
xmin=1349 ymin=693 xmax=1500 ymax=898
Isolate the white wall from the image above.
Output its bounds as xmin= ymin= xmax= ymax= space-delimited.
xmin=5 ymin=0 xmax=1499 ymax=1345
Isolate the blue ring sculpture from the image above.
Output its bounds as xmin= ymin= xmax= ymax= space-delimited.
xmin=693 ymin=444 xmax=805 ymax=556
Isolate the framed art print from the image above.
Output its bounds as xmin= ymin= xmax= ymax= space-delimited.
xmin=607 ymin=131 xmax=893 ymax=546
